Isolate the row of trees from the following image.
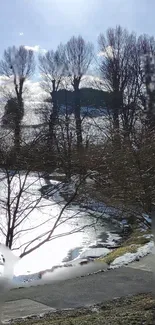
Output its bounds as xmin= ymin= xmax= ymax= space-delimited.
xmin=0 ymin=36 xmax=93 ymax=156
xmin=1 ymin=27 xmax=155 ymax=153
xmin=0 ymin=26 xmax=155 ymax=257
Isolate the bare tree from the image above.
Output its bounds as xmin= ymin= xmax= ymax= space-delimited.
xmin=92 ymin=122 xmax=155 ymax=219
xmin=0 ymin=46 xmax=35 ymax=155
xmin=98 ymin=26 xmax=139 ymax=141
xmin=39 ymin=44 xmax=65 ymax=144
xmin=65 ymin=36 xmax=94 ymax=149
xmin=139 ymin=35 xmax=155 ymax=130
xmin=0 ymin=170 xmax=92 ymax=257
xmin=53 ymin=89 xmax=75 ymax=181
xmin=0 ymin=159 xmax=92 ymax=258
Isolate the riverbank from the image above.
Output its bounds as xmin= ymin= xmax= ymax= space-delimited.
xmin=97 ymin=229 xmax=153 ymax=267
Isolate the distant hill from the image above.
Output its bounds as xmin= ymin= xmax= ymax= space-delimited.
xmin=46 ymin=88 xmax=110 ymax=117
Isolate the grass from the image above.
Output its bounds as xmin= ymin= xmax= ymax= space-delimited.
xmin=12 ymin=294 xmax=155 ymax=325
xmin=99 ymin=244 xmax=140 ymax=265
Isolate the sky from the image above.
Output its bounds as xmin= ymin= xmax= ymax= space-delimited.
xmin=0 ymin=0 xmax=154 ymax=57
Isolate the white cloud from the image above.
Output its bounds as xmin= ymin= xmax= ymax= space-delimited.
xmin=0 ymin=76 xmax=10 ymax=84
xmin=24 ymin=45 xmax=47 ymax=54
xmin=24 ymin=45 xmax=40 ymax=52
xmin=0 ymin=78 xmax=47 ymax=109
xmin=24 ymin=80 xmax=46 ymax=101
xmin=98 ymin=51 xmax=105 ymax=57
xmin=19 ymin=32 xmax=24 ymax=36
xmin=98 ymin=46 xmax=113 ymax=59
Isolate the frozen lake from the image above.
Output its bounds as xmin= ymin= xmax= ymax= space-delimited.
xmin=0 ymin=171 xmax=121 ymax=280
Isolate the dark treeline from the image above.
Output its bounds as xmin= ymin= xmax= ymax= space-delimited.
xmin=51 ymin=88 xmax=109 ymax=115
xmin=0 ymin=25 xmax=155 ymax=215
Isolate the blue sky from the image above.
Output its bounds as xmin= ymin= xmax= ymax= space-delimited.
xmin=0 ymin=0 xmax=153 ymax=56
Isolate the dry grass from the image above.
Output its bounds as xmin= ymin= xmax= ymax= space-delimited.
xmin=99 ymin=244 xmax=140 ymax=265
xmin=125 ymin=231 xmax=151 ymax=246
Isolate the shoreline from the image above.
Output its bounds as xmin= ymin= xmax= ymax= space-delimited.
xmin=12 ymin=240 xmax=153 ymax=289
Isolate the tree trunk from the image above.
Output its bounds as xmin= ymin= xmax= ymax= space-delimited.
xmin=5 ymin=229 xmax=13 ymax=249
xmin=74 ymin=79 xmax=82 ymax=149
xmin=144 ymin=58 xmax=155 ymax=130
xmin=14 ymin=95 xmax=24 ymax=158
xmin=65 ymin=89 xmax=72 ymax=181
xmin=73 ymin=80 xmax=87 ymax=181
xmin=49 ymin=80 xmax=58 ymax=146
xmin=14 ymin=116 xmax=21 ymax=156
xmin=112 ymin=91 xmax=121 ymax=148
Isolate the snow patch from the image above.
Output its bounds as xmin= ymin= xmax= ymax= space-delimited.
xmin=110 ymin=241 xmax=154 ymax=269
xmin=78 ymin=247 xmax=110 ymax=259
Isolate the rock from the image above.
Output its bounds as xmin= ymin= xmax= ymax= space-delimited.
xmin=89 ymin=244 xmax=104 ymax=249
xmin=79 ymin=260 xmax=89 ymax=265
xmin=103 ymin=245 xmax=120 ymax=249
